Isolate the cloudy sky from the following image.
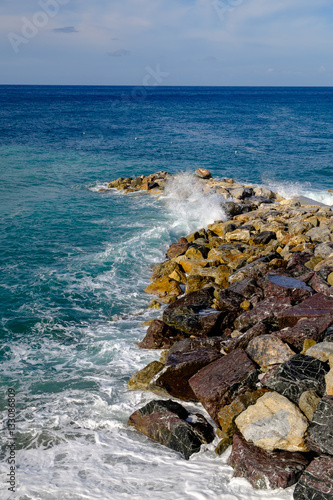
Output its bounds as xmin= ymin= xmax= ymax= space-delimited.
xmin=1 ymin=0 xmax=332 ymax=85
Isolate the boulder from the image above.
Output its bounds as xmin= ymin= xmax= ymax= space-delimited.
xmin=274 ymin=315 xmax=333 ymax=350
xmin=261 ymin=354 xmax=329 ymax=404
xmin=223 ymin=201 xmax=243 ymax=217
xmin=305 ymin=342 xmax=333 ymax=362
xmin=228 ymin=433 xmax=310 ymax=490
xmin=307 ymin=395 xmax=333 ymax=456
xmin=276 ymin=293 xmax=333 ymax=329
xmin=252 ymin=231 xmax=276 ymax=245
xmin=152 ymin=338 xmax=223 ymax=401
xmin=163 ymin=305 xmax=225 ymax=337
xmin=234 ymin=297 xmax=292 ymax=332
xmin=253 ymin=187 xmax=275 ymax=199
xmin=138 ymin=319 xmax=187 ymax=349
xmin=235 ymin=392 xmax=309 ymax=452
xmin=195 ymin=168 xmax=212 ymax=179
xmin=151 ymin=260 xmax=180 ymax=281
xmin=246 ymin=335 xmax=295 ymax=372
xmin=164 ymin=286 xmax=215 ymax=311
xmin=294 ymin=455 xmax=333 ymax=500
xmin=189 ymin=349 xmax=258 ymax=423
xmin=298 ymin=391 xmax=321 ymax=421
xmin=308 ymin=273 xmax=333 ymax=296
xmin=128 ymin=399 xmax=215 ymax=460
xmin=314 ymin=242 xmax=333 ymax=259
xmin=217 ymin=388 xmax=268 ymax=437
xmin=144 ymin=276 xmax=182 ymax=299
xmin=166 ymin=241 xmax=190 ymax=260
xmin=306 ymin=226 xmax=331 ymax=243
xmin=326 ymin=368 xmax=333 ymax=395
xmin=264 ymin=273 xmax=313 ymax=303
xmin=221 ymin=322 xmax=267 ymax=353
xmin=128 ymin=361 xmax=164 ymax=390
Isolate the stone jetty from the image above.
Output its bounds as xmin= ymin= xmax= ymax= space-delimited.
xmin=105 ymin=169 xmax=333 ymax=497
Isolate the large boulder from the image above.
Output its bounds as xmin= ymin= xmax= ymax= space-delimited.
xmin=138 ymin=319 xmax=187 ymax=349
xmin=151 ymin=338 xmax=223 ymax=401
xmin=144 ymin=276 xmax=182 ymax=299
xmin=228 ymin=433 xmax=310 ymax=490
xmin=305 ymin=341 xmax=333 ymax=362
xmin=163 ymin=305 xmax=225 ymax=337
xmin=307 ymin=395 xmax=333 ymax=456
xmin=234 ymin=297 xmax=292 ymax=332
xmin=128 ymin=399 xmax=214 ymax=460
xmin=263 ymin=273 xmax=313 ymax=303
xmin=276 ymin=293 xmax=333 ymax=329
xmin=261 ymin=354 xmax=329 ymax=404
xmin=273 ymin=314 xmax=333 ymax=350
xmin=294 ymin=455 xmax=333 ymax=500
xmin=189 ymin=349 xmax=258 ymax=423
xmin=235 ymin=392 xmax=309 ymax=452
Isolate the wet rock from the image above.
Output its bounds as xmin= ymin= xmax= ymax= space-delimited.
xmin=223 ymin=201 xmax=243 ymax=217
xmin=264 ymin=273 xmax=313 ymax=303
xmin=195 ymin=168 xmax=212 ymax=179
xmin=234 ymin=297 xmax=292 ymax=332
xmin=228 ymin=433 xmax=309 ymax=490
xmin=166 ymin=241 xmax=190 ymax=259
xmin=228 ymin=277 xmax=261 ymax=299
xmin=138 ymin=319 xmax=187 ymax=349
xmin=144 ymin=276 xmax=182 ymax=299
xmin=128 ymin=399 xmax=214 ymax=459
xmin=293 ymin=455 xmax=333 ymax=500
xmin=276 ymin=293 xmax=333 ymax=329
xmin=252 ymin=231 xmax=276 ymax=245
xmin=298 ymin=391 xmax=321 ymax=421
xmin=163 ymin=304 xmax=225 ymax=337
xmin=246 ymin=335 xmax=295 ymax=372
xmin=274 ymin=315 xmax=333 ymax=350
xmin=235 ymin=392 xmax=309 ymax=452
xmin=151 ymin=260 xmax=180 ymax=281
xmin=261 ymin=354 xmax=329 ymax=404
xmin=189 ymin=349 xmax=258 ymax=423
xmin=221 ymin=322 xmax=267 ymax=353
xmin=128 ymin=361 xmax=164 ymax=390
xmin=305 ymin=342 xmax=333 ymax=362
xmin=217 ymin=388 xmax=268 ymax=436
xmin=152 ymin=338 xmax=223 ymax=401
xmin=307 ymin=395 xmax=333 ymax=455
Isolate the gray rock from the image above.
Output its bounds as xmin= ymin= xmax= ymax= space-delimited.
xmin=307 ymin=395 xmax=333 ymax=456
xmin=261 ymin=354 xmax=329 ymax=404
xmin=294 ymin=455 xmax=333 ymax=500
xmin=314 ymin=242 xmax=333 ymax=260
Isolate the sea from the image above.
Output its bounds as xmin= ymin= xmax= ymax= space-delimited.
xmin=0 ymin=86 xmax=332 ymax=500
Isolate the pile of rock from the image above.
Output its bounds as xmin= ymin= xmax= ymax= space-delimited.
xmin=107 ymin=170 xmax=333 ymax=497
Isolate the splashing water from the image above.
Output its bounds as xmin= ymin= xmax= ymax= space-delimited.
xmin=162 ymin=172 xmax=227 ymax=235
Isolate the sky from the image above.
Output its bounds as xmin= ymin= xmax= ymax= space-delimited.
xmin=0 ymin=0 xmax=333 ymax=86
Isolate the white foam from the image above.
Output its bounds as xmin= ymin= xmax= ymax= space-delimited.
xmin=261 ymin=175 xmax=332 ymax=207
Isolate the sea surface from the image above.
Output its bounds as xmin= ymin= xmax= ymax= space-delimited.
xmin=0 ymin=86 xmax=333 ymax=500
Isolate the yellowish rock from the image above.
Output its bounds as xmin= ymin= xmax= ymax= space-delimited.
xmin=169 ymin=268 xmax=187 ymax=284
xmin=305 ymin=342 xmax=333 ymax=362
xmin=240 ymin=300 xmax=251 ymax=311
xmin=327 ymin=272 xmax=333 ymax=286
xmin=325 ymin=368 xmax=333 ymax=395
xmin=301 ymin=339 xmax=317 ymax=354
xmin=128 ymin=361 xmax=164 ymax=390
xmin=185 ymin=247 xmax=206 ymax=260
xmin=305 ymin=256 xmax=324 ymax=270
xmin=144 ymin=277 xmax=182 ymax=298
xmin=235 ymin=392 xmax=309 ymax=452
xmin=298 ymin=390 xmax=321 ymax=421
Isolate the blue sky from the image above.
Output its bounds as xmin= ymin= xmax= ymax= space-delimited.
xmin=1 ymin=0 xmax=332 ymax=85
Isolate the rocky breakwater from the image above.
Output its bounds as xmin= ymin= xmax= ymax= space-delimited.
xmin=106 ymin=169 xmax=333 ymax=497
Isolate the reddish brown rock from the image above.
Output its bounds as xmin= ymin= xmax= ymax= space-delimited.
xmin=128 ymin=399 xmax=215 ymax=460
xmin=308 ymin=273 xmax=333 ymax=297
xmin=276 ymin=293 xmax=333 ymax=329
xmin=264 ymin=273 xmax=313 ymax=303
xmin=221 ymin=322 xmax=267 ymax=353
xmin=293 ymin=455 xmax=333 ymax=500
xmin=274 ymin=315 xmax=333 ymax=350
xmin=152 ymin=338 xmax=223 ymax=401
xmin=228 ymin=434 xmax=310 ymax=490
xmin=234 ymin=297 xmax=292 ymax=332
xmin=138 ymin=320 xmax=187 ymax=349
xmin=166 ymin=241 xmax=190 ymax=259
xmin=189 ymin=349 xmax=258 ymax=423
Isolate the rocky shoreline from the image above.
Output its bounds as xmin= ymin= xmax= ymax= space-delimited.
xmin=105 ymin=170 xmax=333 ymax=498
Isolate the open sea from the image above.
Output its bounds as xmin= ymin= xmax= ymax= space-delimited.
xmin=0 ymin=86 xmax=333 ymax=500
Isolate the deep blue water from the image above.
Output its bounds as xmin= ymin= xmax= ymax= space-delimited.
xmin=0 ymin=86 xmax=332 ymax=500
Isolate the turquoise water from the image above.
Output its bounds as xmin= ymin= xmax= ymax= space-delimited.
xmin=0 ymin=86 xmax=332 ymax=500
